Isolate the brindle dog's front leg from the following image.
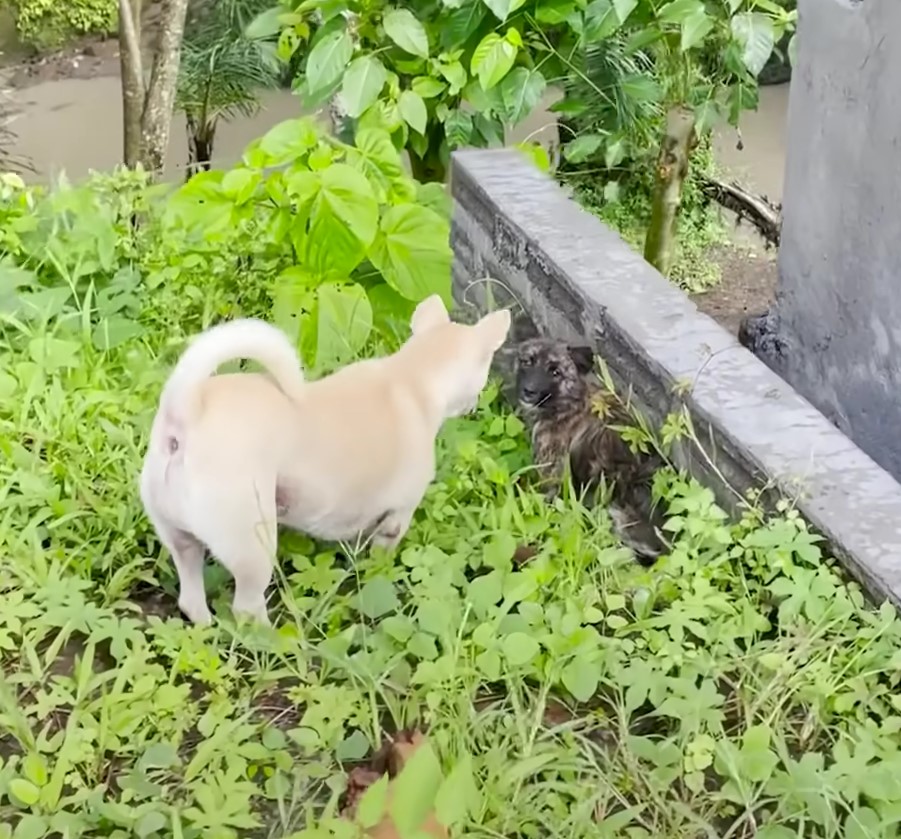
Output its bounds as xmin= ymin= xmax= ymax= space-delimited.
xmin=532 ymin=432 xmax=570 ymax=503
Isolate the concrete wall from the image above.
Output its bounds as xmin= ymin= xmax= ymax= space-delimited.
xmin=450 ymin=148 xmax=901 ymax=608
xmin=763 ymin=0 xmax=901 ymax=478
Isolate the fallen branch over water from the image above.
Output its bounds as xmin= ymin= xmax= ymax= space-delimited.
xmin=698 ymin=173 xmax=783 ymax=248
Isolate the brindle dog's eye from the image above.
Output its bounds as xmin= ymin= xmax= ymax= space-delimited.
xmin=520 ymin=357 xmax=533 ymax=367
xmin=549 ymin=365 xmax=561 ymax=378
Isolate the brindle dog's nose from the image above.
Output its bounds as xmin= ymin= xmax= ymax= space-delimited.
xmin=521 ymin=386 xmax=540 ymax=402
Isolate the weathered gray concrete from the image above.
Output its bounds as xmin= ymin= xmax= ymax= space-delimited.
xmin=759 ymin=0 xmax=901 ymax=479
xmin=451 ymin=148 xmax=901 ymax=608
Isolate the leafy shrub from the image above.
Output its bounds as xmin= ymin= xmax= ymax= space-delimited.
xmin=167 ymin=116 xmax=452 ymax=370
xmin=3 ymin=0 xmax=117 ymax=50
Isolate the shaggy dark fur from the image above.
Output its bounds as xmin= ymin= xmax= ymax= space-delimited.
xmin=514 ymin=337 xmax=668 ymax=564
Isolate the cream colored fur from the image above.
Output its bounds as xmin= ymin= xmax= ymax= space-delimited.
xmin=139 ymin=295 xmax=511 ymax=625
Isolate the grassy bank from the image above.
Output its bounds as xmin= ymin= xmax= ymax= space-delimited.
xmin=0 ymin=133 xmax=899 ymax=838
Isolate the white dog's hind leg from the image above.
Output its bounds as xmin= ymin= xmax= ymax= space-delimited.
xmin=202 ymin=503 xmax=277 ymax=626
xmin=150 ymin=521 xmax=211 ymax=625
xmin=170 ymin=530 xmax=212 ymax=625
xmin=140 ymin=468 xmax=212 ymax=625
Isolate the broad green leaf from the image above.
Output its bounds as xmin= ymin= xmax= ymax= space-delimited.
xmin=358 ymin=575 xmax=400 ymax=619
xmin=535 ymin=0 xmax=576 ymax=25
xmin=620 ymin=73 xmax=662 ymax=103
xmin=739 ymin=724 xmax=778 ymax=782
xmin=92 ymin=317 xmax=144 ymax=351
xmin=481 ymin=0 xmax=527 ymax=22
xmin=444 ymin=109 xmax=474 ymax=148
xmin=305 ymin=30 xmax=353 ymax=97
xmin=8 ymin=778 xmax=40 ymax=806
xmin=502 ymin=632 xmax=540 ymax=666
xmin=499 ymin=67 xmax=546 ymax=124
xmin=10 ymin=815 xmax=47 ymax=839
xmin=356 ymin=774 xmax=390 ymax=827
xmin=562 ymin=660 xmax=599 ymax=702
xmin=252 ymin=118 xmax=320 ymax=167
xmin=389 ymin=739 xmax=444 ymax=836
xmin=563 ymin=133 xmax=604 ymax=163
xmin=28 ymin=337 xmax=81 ymax=371
xmin=139 ymin=742 xmax=180 ymax=770
xmin=341 ymin=56 xmax=388 ymax=118
xmin=245 ymin=6 xmax=282 ymax=39
xmin=516 ymin=141 xmax=551 ymax=172
xmin=436 ymin=60 xmax=467 ymax=93
xmin=399 ymin=90 xmax=428 ymax=134
xmin=583 ymin=0 xmax=622 ymax=41
xmin=462 ymin=78 xmax=504 ymax=115
xmin=845 ymin=807 xmax=883 ymax=839
xmin=731 ymin=12 xmax=776 ymax=76
xmin=272 ymin=269 xmax=316 ymax=357
xmin=0 ymin=373 xmax=16 ymax=399
xmin=658 ymin=0 xmax=703 ymax=25
xmin=135 ymin=811 xmax=168 ymax=839
xmin=442 ymin=2 xmax=486 ymax=50
xmin=727 ymin=79 xmax=758 ymax=125
xmin=316 ymin=283 xmax=374 ymax=367
xmin=347 ymin=128 xmax=404 ymax=199
xmin=612 ymin=0 xmax=637 ymax=23
xmin=470 ymin=33 xmax=517 ymax=90
xmin=220 ymin=168 xmax=260 ymax=203
xmin=370 ymin=203 xmax=452 ymax=302
xmin=303 ymin=164 xmax=379 ymax=277
xmin=412 ymin=76 xmax=447 ymax=98
xmin=416 ymin=182 xmax=451 ymax=217
xmin=681 ymin=9 xmax=713 ymax=50
xmin=383 ymin=8 xmax=430 ymax=58
xmin=435 ymin=754 xmax=480 ymax=827
xmin=604 ymin=137 xmax=625 ymax=169
xmin=787 ymin=32 xmax=797 ymax=67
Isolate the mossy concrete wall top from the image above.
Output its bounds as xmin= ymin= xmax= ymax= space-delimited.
xmin=449 ymin=148 xmax=901 ymax=608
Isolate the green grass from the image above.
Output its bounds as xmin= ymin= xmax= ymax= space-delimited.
xmin=3 ymin=168 xmax=901 ymax=839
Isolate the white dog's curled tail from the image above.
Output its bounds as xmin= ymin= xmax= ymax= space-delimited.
xmin=161 ymin=318 xmax=305 ymax=416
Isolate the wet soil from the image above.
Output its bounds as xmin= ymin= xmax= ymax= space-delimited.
xmin=694 ymin=244 xmax=778 ymax=335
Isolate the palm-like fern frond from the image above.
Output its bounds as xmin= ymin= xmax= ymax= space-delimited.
xmin=176 ymin=0 xmax=281 ymax=126
xmin=566 ymin=35 xmax=663 ymax=155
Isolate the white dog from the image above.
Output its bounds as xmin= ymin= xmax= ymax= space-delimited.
xmin=139 ymin=295 xmax=511 ymax=625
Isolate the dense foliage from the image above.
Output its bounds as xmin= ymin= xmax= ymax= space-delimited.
xmin=2 ymin=0 xmax=117 ymax=49
xmin=4 ymin=117 xmax=901 ymax=839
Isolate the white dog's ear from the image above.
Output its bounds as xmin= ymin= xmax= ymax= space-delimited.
xmin=411 ymin=294 xmax=450 ymax=334
xmin=476 ymin=308 xmax=512 ymax=351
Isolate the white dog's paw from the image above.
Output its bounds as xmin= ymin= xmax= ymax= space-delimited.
xmin=179 ymin=595 xmax=213 ymax=626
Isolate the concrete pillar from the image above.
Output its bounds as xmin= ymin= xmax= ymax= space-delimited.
xmin=749 ymin=0 xmax=901 ymax=478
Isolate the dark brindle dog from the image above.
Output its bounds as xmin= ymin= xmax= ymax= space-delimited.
xmin=515 ymin=337 xmax=668 ymax=564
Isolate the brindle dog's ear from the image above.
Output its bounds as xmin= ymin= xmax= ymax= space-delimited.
xmin=568 ymin=345 xmax=595 ymax=375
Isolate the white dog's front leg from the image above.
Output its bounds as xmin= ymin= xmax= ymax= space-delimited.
xmin=371 ymin=508 xmax=415 ymax=552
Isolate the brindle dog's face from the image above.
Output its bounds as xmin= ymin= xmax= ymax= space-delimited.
xmin=515 ymin=338 xmax=595 ymax=417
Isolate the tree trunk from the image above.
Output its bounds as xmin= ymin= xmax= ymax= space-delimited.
xmin=140 ymin=0 xmax=190 ymax=176
xmin=643 ymin=106 xmax=696 ymax=277
xmin=118 ymin=0 xmax=144 ymax=168
xmin=185 ymin=117 xmax=216 ymax=181
xmin=118 ymin=0 xmax=189 ymax=175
